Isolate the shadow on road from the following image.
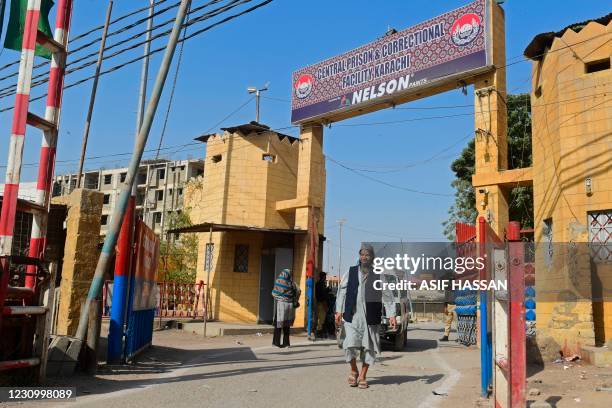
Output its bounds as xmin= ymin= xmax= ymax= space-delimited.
xmin=369 ymin=373 xmax=444 ymax=386
xmin=48 ymin=343 xmax=352 ymax=399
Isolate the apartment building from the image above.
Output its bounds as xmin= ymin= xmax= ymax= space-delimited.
xmin=53 ymin=159 xmax=204 ymax=236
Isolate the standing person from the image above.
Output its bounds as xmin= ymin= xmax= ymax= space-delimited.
xmin=272 ymin=268 xmax=301 ymax=348
xmin=440 ymin=273 xmax=456 ymax=342
xmin=315 ymin=272 xmax=330 ymax=338
xmin=335 ymin=244 xmax=396 ymax=389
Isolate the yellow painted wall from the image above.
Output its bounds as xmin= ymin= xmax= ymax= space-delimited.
xmin=196 ymin=231 xmax=264 ymax=323
xmin=184 ymin=130 xmax=319 ymax=325
xmin=186 ymin=131 xmax=299 ymax=229
xmin=530 ymin=20 xmax=612 ymax=352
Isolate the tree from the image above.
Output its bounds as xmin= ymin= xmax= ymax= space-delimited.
xmin=443 ymin=93 xmax=533 ymax=240
xmin=159 ymin=210 xmax=198 ymax=283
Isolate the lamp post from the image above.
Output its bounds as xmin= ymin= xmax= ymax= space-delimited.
xmin=247 ymin=83 xmax=269 ymax=123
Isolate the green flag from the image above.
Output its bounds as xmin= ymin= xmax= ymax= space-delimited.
xmin=3 ymin=0 xmax=54 ymax=59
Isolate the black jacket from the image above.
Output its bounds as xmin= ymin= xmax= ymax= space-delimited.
xmin=342 ymin=265 xmax=382 ymax=325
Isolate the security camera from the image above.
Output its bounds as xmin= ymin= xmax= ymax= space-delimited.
xmin=478 ymin=188 xmax=488 ymax=194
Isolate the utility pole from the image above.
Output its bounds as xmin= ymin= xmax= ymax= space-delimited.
xmin=108 ymin=0 xmax=155 ymax=363
xmin=337 ymin=219 xmax=346 ymax=277
xmin=247 ymin=83 xmax=269 ymax=123
xmin=79 ymin=0 xmax=192 ymax=343
xmin=76 ymin=0 xmax=114 ymax=189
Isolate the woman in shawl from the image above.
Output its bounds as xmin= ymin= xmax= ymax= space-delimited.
xmin=271 ymin=268 xmax=301 ymax=348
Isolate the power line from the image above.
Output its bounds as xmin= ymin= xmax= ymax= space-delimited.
xmin=326 ymin=155 xmax=453 ymax=197
xmin=0 ymin=89 xmax=605 ymax=171
xmin=0 ymin=0 xmax=255 ymax=97
xmin=0 ymin=0 xmax=178 ymax=75
xmin=0 ymin=0 xmax=274 ymax=112
xmin=337 ymin=132 xmax=472 ymax=173
xmin=154 ymin=1 xmax=192 ymax=159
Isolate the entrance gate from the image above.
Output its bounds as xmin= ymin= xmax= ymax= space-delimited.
xmin=108 ymin=220 xmax=160 ymax=362
xmin=288 ymin=0 xmax=519 ymax=404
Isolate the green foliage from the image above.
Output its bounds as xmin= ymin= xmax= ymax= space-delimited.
xmin=159 ymin=211 xmax=198 ymax=283
xmin=443 ymin=94 xmax=534 ymax=241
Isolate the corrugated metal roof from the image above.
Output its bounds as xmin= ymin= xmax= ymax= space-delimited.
xmin=194 ymin=121 xmax=299 ymax=144
xmin=168 ymin=221 xmax=308 ymax=235
xmin=524 ymin=13 xmax=612 ymax=60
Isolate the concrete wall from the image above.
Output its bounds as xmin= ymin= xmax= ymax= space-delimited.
xmin=51 ymin=189 xmax=103 ymax=336
xmin=530 ymin=20 xmax=612 ymax=356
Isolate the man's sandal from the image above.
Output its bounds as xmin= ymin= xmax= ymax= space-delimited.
xmin=358 ymin=379 xmax=369 ymax=389
xmin=348 ymin=372 xmax=358 ymax=387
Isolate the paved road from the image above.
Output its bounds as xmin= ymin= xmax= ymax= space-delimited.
xmin=27 ymin=322 xmax=482 ymax=408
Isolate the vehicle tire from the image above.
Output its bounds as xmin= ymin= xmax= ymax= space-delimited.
xmin=393 ymin=328 xmax=405 ymax=351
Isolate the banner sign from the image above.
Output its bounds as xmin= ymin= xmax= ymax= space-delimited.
xmin=132 ymin=220 xmax=160 ymax=311
xmin=291 ymin=0 xmax=491 ymax=124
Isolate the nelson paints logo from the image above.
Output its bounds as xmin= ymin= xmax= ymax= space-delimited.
xmin=294 ymin=74 xmax=314 ymax=99
xmin=450 ymin=13 xmax=481 ymax=46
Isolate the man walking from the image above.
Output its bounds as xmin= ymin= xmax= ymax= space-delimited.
xmin=335 ymin=244 xmax=396 ymax=389
xmin=440 ymin=274 xmax=456 ymax=342
xmin=315 ymin=272 xmax=330 ymax=337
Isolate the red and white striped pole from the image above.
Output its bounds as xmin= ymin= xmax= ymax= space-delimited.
xmin=0 ymin=0 xmax=43 ymax=261
xmin=26 ymin=0 xmax=73 ymax=288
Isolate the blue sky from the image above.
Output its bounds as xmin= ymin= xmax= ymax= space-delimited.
xmin=0 ymin=0 xmax=609 ymax=276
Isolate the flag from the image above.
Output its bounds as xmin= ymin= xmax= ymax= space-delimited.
xmin=3 ymin=0 xmax=54 ymax=59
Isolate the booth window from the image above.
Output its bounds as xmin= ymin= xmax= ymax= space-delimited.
xmin=585 ymin=58 xmax=610 ymax=74
xmin=234 ymin=244 xmax=249 ymax=273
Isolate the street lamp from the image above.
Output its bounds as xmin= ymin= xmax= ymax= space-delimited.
xmin=247 ymin=82 xmax=269 ymax=123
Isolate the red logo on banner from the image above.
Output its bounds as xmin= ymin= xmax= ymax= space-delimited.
xmin=450 ymin=13 xmax=481 ymax=46
xmin=295 ymin=74 xmax=314 ymax=99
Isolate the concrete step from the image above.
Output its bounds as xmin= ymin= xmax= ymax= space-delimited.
xmin=580 ymin=345 xmax=612 ymax=367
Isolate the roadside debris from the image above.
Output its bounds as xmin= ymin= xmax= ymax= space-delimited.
xmin=528 ymin=388 xmax=541 ymax=396
xmin=431 ymin=390 xmax=447 ymax=396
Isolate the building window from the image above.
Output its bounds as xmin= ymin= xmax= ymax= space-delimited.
xmin=158 ymin=168 xmax=165 ymax=180
xmin=101 ymin=215 xmax=108 ymax=226
xmin=211 ymin=155 xmax=222 ymax=163
xmin=262 ymin=153 xmax=276 ymax=162
xmin=543 ymin=218 xmax=553 ymax=267
xmin=233 ymin=244 xmax=249 ymax=273
xmin=104 ymin=174 xmax=112 ymax=185
xmin=153 ymin=212 xmax=162 ymax=224
xmin=585 ymin=58 xmax=610 ymax=74
xmin=156 ymin=190 xmax=164 ymax=201
xmin=589 ymin=211 xmax=612 ymax=263
xmin=103 ymin=194 xmax=110 ymax=205
xmin=120 ymin=172 xmax=127 ymax=183
xmin=178 ymin=188 xmax=183 ymax=196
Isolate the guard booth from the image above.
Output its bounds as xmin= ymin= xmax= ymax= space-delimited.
xmin=107 ymin=220 xmax=160 ymax=363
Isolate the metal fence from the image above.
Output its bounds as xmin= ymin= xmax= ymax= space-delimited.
xmin=103 ymin=280 xmax=207 ymax=319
